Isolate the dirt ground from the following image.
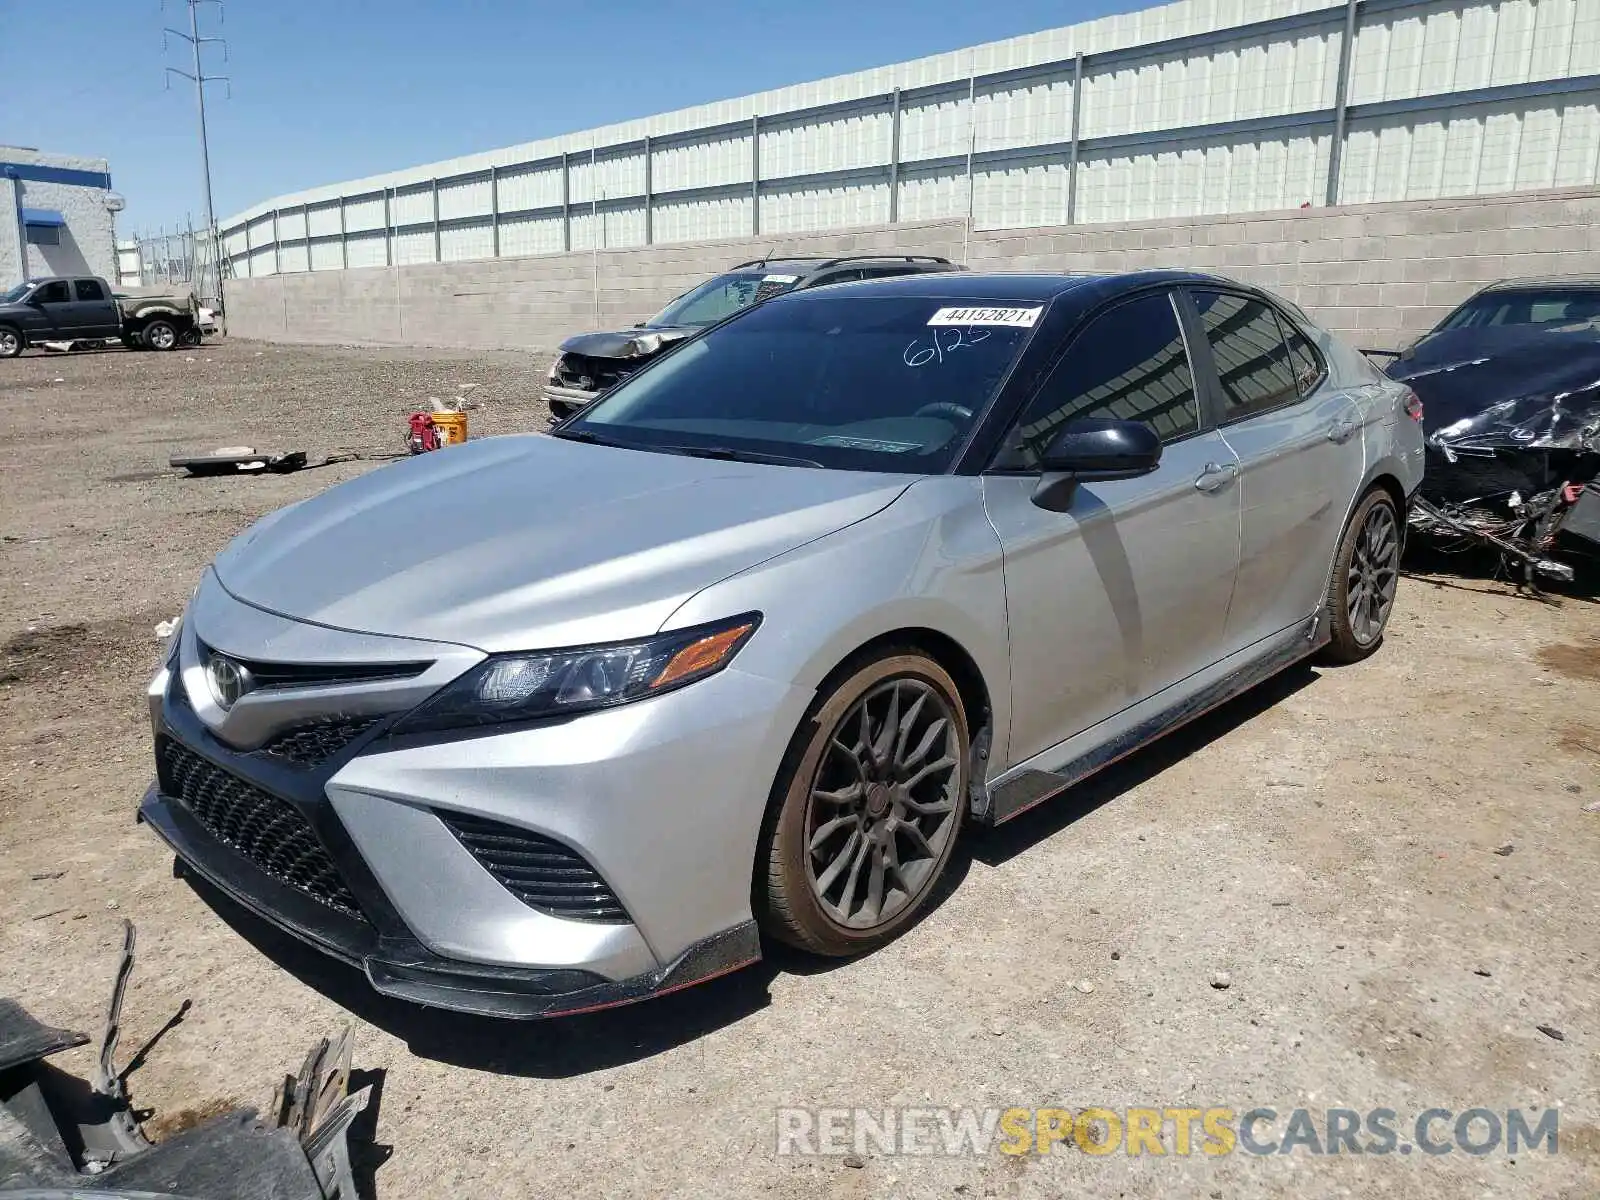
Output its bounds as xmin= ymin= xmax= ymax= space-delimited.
xmin=1 ymin=338 xmax=1597 ymax=1200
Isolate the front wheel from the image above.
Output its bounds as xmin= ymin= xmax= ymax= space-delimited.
xmin=1318 ymin=488 xmax=1402 ymax=664
xmin=758 ymin=653 xmax=968 ymax=956
xmin=142 ymin=320 xmax=178 ymax=351
xmin=0 ymin=326 xmax=21 ymax=359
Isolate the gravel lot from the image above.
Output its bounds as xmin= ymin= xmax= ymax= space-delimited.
xmin=1 ymin=338 xmax=1597 ymax=1199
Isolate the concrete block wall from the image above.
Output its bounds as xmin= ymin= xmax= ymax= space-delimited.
xmin=227 ymin=219 xmax=968 ymax=349
xmin=226 ymin=186 xmax=1600 ymax=354
xmin=966 ymin=186 xmax=1600 ymax=350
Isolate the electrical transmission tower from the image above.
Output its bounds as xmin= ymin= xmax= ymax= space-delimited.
xmin=164 ymin=0 xmax=229 ymax=311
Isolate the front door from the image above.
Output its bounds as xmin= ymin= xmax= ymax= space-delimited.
xmin=20 ymin=279 xmax=70 ymax=341
xmin=1183 ymin=289 xmax=1366 ymax=654
xmin=981 ymin=290 xmax=1243 ymax=768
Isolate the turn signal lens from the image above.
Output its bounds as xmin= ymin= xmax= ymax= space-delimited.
xmin=650 ymin=622 xmax=757 ymax=690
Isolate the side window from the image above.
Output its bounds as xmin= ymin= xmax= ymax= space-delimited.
xmin=1192 ymin=291 xmax=1300 ymax=420
xmin=995 ymin=291 xmax=1199 ymax=470
xmin=807 ymin=269 xmax=865 ymax=287
xmin=34 ymin=281 xmax=71 ymax=304
xmin=1277 ymin=313 xmax=1325 ymax=397
xmin=75 ymin=279 xmax=107 ymax=302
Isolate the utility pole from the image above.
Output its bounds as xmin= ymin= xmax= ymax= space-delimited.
xmin=165 ymin=0 xmax=229 ymax=312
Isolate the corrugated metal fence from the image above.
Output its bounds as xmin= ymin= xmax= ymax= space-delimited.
xmin=218 ymin=0 xmax=1600 ymax=280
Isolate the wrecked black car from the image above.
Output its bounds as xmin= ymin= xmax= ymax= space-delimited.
xmin=1384 ymin=277 xmax=1600 ymax=588
xmin=541 ymin=254 xmax=959 ymax=417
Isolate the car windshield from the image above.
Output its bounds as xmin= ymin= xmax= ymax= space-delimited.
xmin=1438 ymin=289 xmax=1600 ymax=330
xmin=1 ymin=283 xmax=31 ymax=304
xmin=648 ymin=270 xmax=802 ymax=327
xmin=560 ymin=292 xmax=1043 ymax=472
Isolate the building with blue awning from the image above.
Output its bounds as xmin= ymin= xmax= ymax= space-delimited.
xmin=2 ymin=146 xmax=121 ymax=287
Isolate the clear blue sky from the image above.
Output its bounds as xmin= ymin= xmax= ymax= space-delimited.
xmin=4 ymin=0 xmax=1137 ymax=236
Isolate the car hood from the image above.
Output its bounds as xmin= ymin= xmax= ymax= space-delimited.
xmin=557 ymin=324 xmax=698 ymax=360
xmin=212 ymin=433 xmax=911 ymax=652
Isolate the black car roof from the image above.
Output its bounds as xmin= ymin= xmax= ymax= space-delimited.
xmin=1479 ymin=275 xmax=1600 ymax=292
xmin=768 ymin=268 xmax=1244 ymax=303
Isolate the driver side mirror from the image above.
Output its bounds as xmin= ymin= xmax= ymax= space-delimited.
xmin=1031 ymin=418 xmax=1162 ymax=512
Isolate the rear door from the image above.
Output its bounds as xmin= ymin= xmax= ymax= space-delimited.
xmin=981 ymin=289 xmax=1243 ymax=766
xmin=1182 ymin=288 xmax=1365 ymax=654
xmin=67 ymin=278 xmax=121 ymax=337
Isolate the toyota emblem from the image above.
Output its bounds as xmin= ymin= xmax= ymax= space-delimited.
xmin=204 ymin=653 xmax=254 ymax=710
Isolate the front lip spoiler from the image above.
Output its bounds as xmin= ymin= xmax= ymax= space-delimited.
xmin=138 ymin=784 xmax=761 ymax=1019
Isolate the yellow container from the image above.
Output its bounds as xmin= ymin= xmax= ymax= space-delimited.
xmin=432 ymin=410 xmax=469 ymax=446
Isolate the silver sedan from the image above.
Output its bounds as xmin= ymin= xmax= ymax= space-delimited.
xmin=140 ymin=271 xmax=1425 ymax=1017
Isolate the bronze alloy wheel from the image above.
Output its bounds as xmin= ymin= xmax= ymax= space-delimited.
xmin=760 ymin=653 xmax=968 ymax=955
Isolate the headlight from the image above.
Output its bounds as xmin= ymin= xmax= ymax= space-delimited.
xmin=628 ymin=332 xmax=665 ymax=356
xmin=392 ymin=613 xmax=761 ymax=734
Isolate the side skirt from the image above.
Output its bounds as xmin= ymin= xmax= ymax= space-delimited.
xmin=983 ymin=616 xmax=1326 ymax=826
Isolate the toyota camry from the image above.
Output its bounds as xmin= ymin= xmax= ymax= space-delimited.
xmin=140 ymin=271 xmax=1425 ymax=1017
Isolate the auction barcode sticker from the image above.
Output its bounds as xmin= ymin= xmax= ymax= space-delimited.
xmin=927 ymin=306 xmax=1042 ymax=328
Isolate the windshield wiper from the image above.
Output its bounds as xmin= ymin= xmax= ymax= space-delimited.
xmin=654 ymin=444 xmax=823 ymax=468
xmin=549 ymin=427 xmax=637 ymax=450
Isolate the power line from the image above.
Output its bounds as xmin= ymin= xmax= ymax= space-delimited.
xmin=163 ymin=0 xmax=229 ymax=311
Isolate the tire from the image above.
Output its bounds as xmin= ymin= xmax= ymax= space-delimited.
xmin=1318 ymin=488 xmax=1402 ymax=665
xmin=0 ymin=326 xmax=21 ymax=359
xmin=180 ymin=327 xmax=202 ymax=346
xmin=142 ymin=320 xmax=178 ymax=351
xmin=758 ymin=652 xmax=969 ymax=956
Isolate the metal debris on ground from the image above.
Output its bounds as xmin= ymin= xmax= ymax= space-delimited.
xmin=170 ymin=447 xmax=309 ymax=476
xmin=1385 ymin=322 xmax=1600 ymax=592
xmin=0 ymin=920 xmax=371 ymax=1198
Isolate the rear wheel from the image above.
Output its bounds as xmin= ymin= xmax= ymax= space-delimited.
xmin=1319 ymin=488 xmax=1402 ymax=664
xmin=142 ymin=320 xmax=178 ymax=351
xmin=0 ymin=326 xmax=21 ymax=358
xmin=759 ymin=653 xmax=968 ymax=956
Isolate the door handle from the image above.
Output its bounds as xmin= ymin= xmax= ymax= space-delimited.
xmin=1327 ymin=416 xmax=1358 ymax=443
xmin=1193 ymin=462 xmax=1240 ymax=493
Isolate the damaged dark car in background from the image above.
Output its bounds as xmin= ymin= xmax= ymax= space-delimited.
xmin=1382 ymin=277 xmax=1600 ymax=588
xmin=541 ymin=254 xmax=959 ymax=417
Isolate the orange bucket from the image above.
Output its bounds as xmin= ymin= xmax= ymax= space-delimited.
xmin=431 ymin=410 xmax=469 ymax=446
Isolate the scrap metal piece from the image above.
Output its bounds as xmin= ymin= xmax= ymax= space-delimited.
xmin=0 ymin=1000 xmax=87 ymax=1074
xmin=1 ymin=925 xmax=374 ymax=1199
xmin=169 ymin=450 xmax=308 ymax=477
xmin=80 ymin=920 xmax=152 ymax=1169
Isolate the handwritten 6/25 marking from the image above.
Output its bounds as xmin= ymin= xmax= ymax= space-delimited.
xmin=903 ymin=325 xmax=992 ymax=367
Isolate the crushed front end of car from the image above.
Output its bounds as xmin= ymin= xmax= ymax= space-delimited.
xmin=543 ymin=326 xmax=696 ymax=419
xmin=1386 ymin=321 xmax=1600 ymax=587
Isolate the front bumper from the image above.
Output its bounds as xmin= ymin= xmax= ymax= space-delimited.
xmin=140 ymin=782 xmax=758 ymax=1018
xmin=541 ymin=383 xmax=600 ymax=418
xmin=141 ymin=583 xmax=811 ymax=1016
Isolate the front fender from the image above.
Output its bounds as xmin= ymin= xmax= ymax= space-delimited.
xmin=662 ymin=476 xmax=1013 ymax=774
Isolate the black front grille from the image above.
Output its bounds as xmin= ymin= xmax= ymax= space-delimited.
xmin=194 ymin=642 xmax=430 ymax=691
xmin=256 ymin=716 xmax=380 ymax=767
xmin=158 ymin=739 xmax=364 ymax=919
xmin=555 ymin=354 xmax=634 ymax=392
xmin=439 ymin=812 xmax=629 ymax=923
